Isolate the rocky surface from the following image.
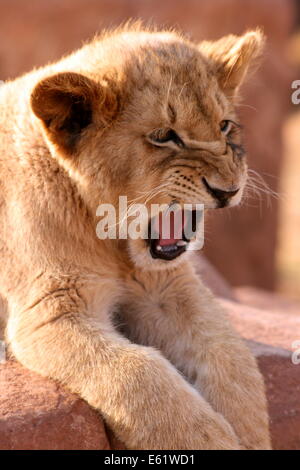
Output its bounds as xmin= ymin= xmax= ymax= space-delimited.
xmin=0 ymin=361 xmax=110 ymax=450
xmin=235 ymin=286 xmax=300 ymax=314
xmin=0 ymin=256 xmax=299 ymax=450
xmin=256 ymin=345 xmax=300 ymax=450
xmin=1 ymin=333 xmax=299 ymax=450
xmin=1 ymin=285 xmax=299 ymax=450
xmin=221 ymin=297 xmax=300 ymax=351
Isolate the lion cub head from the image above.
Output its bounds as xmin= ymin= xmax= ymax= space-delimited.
xmin=31 ymin=26 xmax=264 ymax=269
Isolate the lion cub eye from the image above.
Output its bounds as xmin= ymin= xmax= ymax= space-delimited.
xmin=220 ymin=120 xmax=233 ymax=135
xmin=148 ymin=129 xmax=185 ymax=149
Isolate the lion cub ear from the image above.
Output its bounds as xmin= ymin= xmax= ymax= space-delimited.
xmin=199 ymin=30 xmax=265 ymax=94
xmin=31 ymin=72 xmax=117 ymax=154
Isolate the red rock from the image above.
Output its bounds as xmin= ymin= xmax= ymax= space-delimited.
xmin=1 ymin=339 xmax=299 ymax=450
xmin=234 ymin=286 xmax=300 ymax=314
xmin=1 ymin=323 xmax=299 ymax=450
xmin=249 ymin=341 xmax=300 ymax=450
xmin=220 ymin=298 xmax=300 ymax=351
xmin=0 ymin=361 xmax=110 ymax=450
xmin=1 ymin=276 xmax=299 ymax=450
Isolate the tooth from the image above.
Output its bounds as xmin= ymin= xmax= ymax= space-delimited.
xmin=177 ymin=240 xmax=187 ymax=246
xmin=156 ymin=245 xmax=162 ymax=251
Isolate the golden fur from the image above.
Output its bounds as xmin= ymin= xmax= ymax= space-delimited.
xmin=0 ymin=24 xmax=270 ymax=449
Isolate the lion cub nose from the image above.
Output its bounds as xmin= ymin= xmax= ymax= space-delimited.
xmin=202 ymin=177 xmax=239 ymax=205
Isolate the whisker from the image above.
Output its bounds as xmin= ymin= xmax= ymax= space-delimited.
xmin=235 ymin=103 xmax=258 ymax=112
xmin=246 ymin=169 xmax=283 ymax=209
xmin=105 ymin=183 xmax=170 ymax=230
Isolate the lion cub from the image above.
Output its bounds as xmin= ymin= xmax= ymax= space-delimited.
xmin=0 ymin=25 xmax=270 ymax=449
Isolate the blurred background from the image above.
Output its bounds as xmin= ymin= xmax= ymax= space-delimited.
xmin=1 ymin=0 xmax=299 ymax=300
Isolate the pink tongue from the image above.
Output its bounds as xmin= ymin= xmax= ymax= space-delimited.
xmin=156 ymin=211 xmax=185 ymax=246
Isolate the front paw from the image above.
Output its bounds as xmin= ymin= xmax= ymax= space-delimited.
xmin=189 ymin=410 xmax=240 ymax=450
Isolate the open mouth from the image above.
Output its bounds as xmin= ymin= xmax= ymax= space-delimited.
xmin=147 ymin=208 xmax=201 ymax=261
